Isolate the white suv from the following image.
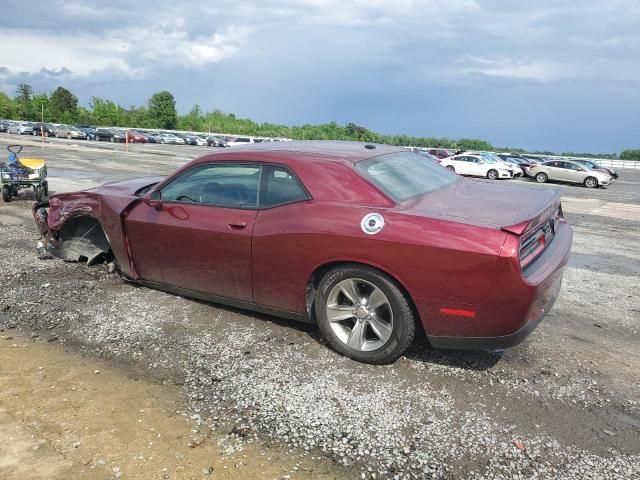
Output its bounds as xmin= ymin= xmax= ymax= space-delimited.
xmin=440 ymin=154 xmax=513 ymax=180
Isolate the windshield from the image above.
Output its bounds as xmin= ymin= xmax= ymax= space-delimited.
xmin=356 ymin=152 xmax=459 ymax=202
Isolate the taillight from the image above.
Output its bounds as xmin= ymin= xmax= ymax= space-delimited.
xmin=519 ymin=206 xmax=560 ymax=269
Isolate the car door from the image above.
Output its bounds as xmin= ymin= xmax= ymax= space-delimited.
xmin=125 ymin=163 xmax=262 ymax=302
xmin=466 ymin=156 xmax=485 ymax=176
xmin=553 ymin=162 xmax=576 ymax=182
xmin=563 ymin=162 xmax=586 ymax=183
xmin=543 ymin=161 xmax=563 ymax=181
xmin=451 ymin=156 xmax=470 ymax=175
xmin=252 ymin=164 xmax=313 ymax=312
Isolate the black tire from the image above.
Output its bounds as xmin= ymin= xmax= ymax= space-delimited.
xmin=314 ymin=265 xmax=416 ymax=364
xmin=584 ymin=176 xmax=598 ymax=188
xmin=535 ymin=172 xmax=548 ymax=183
xmin=446 ymin=165 xmax=455 ymax=172
xmin=2 ymin=185 xmax=11 ymax=202
xmin=487 ymin=169 xmax=499 ymax=180
xmin=42 ymin=181 xmax=49 ymax=198
xmin=35 ymin=185 xmax=43 ymax=202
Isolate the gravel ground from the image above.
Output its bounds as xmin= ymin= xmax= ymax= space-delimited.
xmin=0 ymin=135 xmax=639 ymax=479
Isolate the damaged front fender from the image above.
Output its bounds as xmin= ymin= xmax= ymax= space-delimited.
xmin=32 ymin=200 xmax=112 ymax=266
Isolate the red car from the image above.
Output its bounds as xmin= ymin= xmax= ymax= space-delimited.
xmin=33 ymin=142 xmax=572 ymax=364
xmin=126 ymin=131 xmax=148 ymax=143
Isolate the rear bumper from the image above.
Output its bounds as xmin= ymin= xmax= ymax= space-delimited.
xmin=428 ymin=268 xmax=564 ymax=350
xmin=427 ymin=221 xmax=572 ymax=351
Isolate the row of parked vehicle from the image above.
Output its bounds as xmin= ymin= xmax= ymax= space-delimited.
xmin=0 ymin=120 xmax=292 ymax=148
xmin=409 ymin=148 xmax=618 ymax=188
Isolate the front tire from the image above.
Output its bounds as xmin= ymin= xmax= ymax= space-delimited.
xmin=487 ymin=169 xmax=499 ymax=180
xmin=315 ymin=265 xmax=416 ymax=364
xmin=2 ymin=185 xmax=12 ymax=202
xmin=535 ymin=172 xmax=548 ymax=183
xmin=584 ymin=176 xmax=598 ymax=188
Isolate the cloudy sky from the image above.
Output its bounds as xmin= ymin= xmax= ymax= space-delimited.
xmin=1 ymin=0 xmax=639 ymax=152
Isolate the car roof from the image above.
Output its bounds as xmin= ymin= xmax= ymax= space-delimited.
xmin=198 ymin=140 xmax=406 ymax=165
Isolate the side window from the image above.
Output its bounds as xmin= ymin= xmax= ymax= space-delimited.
xmin=161 ymin=164 xmax=261 ymax=209
xmin=260 ymin=166 xmax=310 ymax=209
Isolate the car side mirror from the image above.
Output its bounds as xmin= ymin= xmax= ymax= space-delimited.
xmin=144 ymin=189 xmax=163 ymax=209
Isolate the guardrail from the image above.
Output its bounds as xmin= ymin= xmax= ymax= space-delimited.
xmin=589 ymin=159 xmax=640 ymax=169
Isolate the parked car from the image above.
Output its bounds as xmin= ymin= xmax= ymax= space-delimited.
xmin=496 ymin=153 xmax=536 ymax=176
xmin=94 ymin=128 xmax=117 ymax=142
xmin=126 ymin=130 xmax=149 ymax=143
xmin=572 ymin=159 xmax=618 ymax=179
xmin=31 ymin=123 xmax=56 ymax=137
xmin=55 ymin=125 xmax=87 ymax=140
xmin=227 ymin=136 xmax=254 ymax=147
xmin=33 ymin=142 xmax=572 ymax=364
xmin=469 ymin=152 xmax=523 ymax=177
xmin=8 ymin=122 xmax=34 ymax=135
xmin=529 ymin=160 xmax=612 ymax=188
xmin=80 ymin=127 xmax=97 ymax=140
xmin=440 ymin=154 xmax=514 ymax=179
xmin=154 ymin=133 xmax=185 ymax=144
xmin=0 ymin=121 xmax=8 ymax=133
xmin=206 ymin=135 xmax=228 ymax=147
xmin=427 ymin=148 xmax=454 ymax=159
xmin=189 ymin=135 xmax=207 ymax=146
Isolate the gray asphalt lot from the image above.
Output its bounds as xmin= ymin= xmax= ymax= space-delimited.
xmin=0 ymin=134 xmax=639 ymax=479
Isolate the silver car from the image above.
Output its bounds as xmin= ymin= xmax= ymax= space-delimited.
xmin=55 ymin=125 xmax=87 ymax=140
xmin=8 ymin=122 xmax=34 ymax=135
xmin=529 ymin=160 xmax=612 ymax=188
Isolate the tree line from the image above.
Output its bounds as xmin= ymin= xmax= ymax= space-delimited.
xmin=0 ymin=83 xmax=637 ymax=159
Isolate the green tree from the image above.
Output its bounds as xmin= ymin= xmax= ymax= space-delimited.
xmin=0 ymin=92 xmax=14 ymax=118
xmin=14 ymin=83 xmax=33 ymax=120
xmin=90 ymin=97 xmax=122 ymax=126
xmin=148 ymin=91 xmax=177 ymax=129
xmin=620 ymin=149 xmax=640 ymax=160
xmin=50 ymin=86 xmax=78 ymax=123
xmin=30 ymin=93 xmax=50 ymax=122
xmin=456 ymin=138 xmax=494 ymax=151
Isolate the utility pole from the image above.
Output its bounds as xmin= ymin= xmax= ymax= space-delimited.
xmin=41 ymin=104 xmax=44 ymax=149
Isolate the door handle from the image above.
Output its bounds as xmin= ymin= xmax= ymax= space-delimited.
xmin=228 ymin=221 xmax=247 ymax=229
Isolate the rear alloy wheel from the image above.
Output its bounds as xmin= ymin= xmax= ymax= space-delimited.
xmin=315 ymin=266 xmax=416 ymax=364
xmin=67 ymin=134 xmax=72 ymax=140
xmin=535 ymin=172 xmax=548 ymax=183
xmin=446 ymin=165 xmax=455 ymax=172
xmin=2 ymin=185 xmax=12 ymax=202
xmin=487 ymin=169 xmax=499 ymax=180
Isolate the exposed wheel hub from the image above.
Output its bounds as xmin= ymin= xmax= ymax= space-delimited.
xmin=355 ymin=305 xmax=369 ymax=320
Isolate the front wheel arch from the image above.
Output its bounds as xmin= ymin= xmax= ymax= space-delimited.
xmin=56 ymin=215 xmax=113 ymax=265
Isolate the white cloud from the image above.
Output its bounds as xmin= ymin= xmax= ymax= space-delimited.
xmin=457 ymin=56 xmax=566 ymax=82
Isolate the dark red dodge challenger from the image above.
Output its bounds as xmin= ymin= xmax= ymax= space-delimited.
xmin=33 ymin=141 xmax=572 ymax=364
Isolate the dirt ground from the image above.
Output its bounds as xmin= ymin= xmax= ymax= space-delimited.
xmin=0 ymin=135 xmax=639 ymax=479
xmin=0 ymin=336 xmax=349 ymax=480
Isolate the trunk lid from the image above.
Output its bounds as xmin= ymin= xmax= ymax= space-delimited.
xmin=400 ymin=179 xmax=561 ymax=233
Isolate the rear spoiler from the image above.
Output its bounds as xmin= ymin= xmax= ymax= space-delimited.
xmin=501 ymin=199 xmax=562 ymax=236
